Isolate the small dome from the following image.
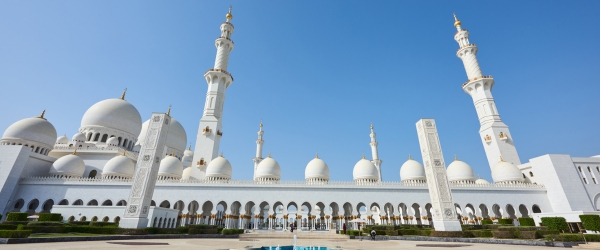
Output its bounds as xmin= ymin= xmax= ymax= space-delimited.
xmin=184 ymin=147 xmax=194 ymax=157
xmin=158 ymin=155 xmax=183 ymax=178
xmin=80 ymin=98 xmax=142 ymax=138
xmin=492 ymin=160 xmax=524 ymax=183
xmin=56 ymin=135 xmax=69 ymax=144
xmin=2 ymin=115 xmax=57 ymax=148
xmin=400 ymin=157 xmax=426 ymax=181
xmin=103 ymin=154 xmax=134 ymax=178
xmin=255 ymin=156 xmax=281 ymax=180
xmin=137 ymin=117 xmax=187 ymax=153
xmin=353 ymin=157 xmax=379 ymax=181
xmin=475 ymin=177 xmax=491 ymax=185
xmin=181 ymin=148 xmax=194 ymax=168
xmin=305 ymin=155 xmax=330 ymax=181
xmin=49 ymin=153 xmax=85 ymax=177
xmin=72 ymin=132 xmax=86 ymax=142
xmin=447 ymin=157 xmax=476 ymax=182
xmin=182 ymin=165 xmax=204 ymax=180
xmin=205 ymin=155 xmax=232 ymax=179
xmin=106 ymin=137 xmax=120 ymax=146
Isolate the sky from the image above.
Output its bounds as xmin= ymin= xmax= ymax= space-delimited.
xmin=0 ymin=1 xmax=599 ymax=182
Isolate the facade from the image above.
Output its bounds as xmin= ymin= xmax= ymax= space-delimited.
xmin=0 ymin=10 xmax=598 ymax=231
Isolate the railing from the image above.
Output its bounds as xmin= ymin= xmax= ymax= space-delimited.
xmin=456 ymin=43 xmax=476 ymax=52
xmin=221 ymin=22 xmax=234 ymax=28
xmin=216 ymin=36 xmax=234 ymax=44
xmin=52 ymin=145 xmax=139 ymax=158
xmin=462 ymin=75 xmax=493 ymax=87
xmin=205 ymin=68 xmax=233 ymax=81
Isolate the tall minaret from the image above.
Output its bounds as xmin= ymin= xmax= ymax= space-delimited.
xmin=252 ymin=122 xmax=264 ymax=179
xmin=192 ymin=7 xmax=235 ymax=168
xmin=453 ymin=14 xmax=521 ymax=169
xmin=369 ymin=123 xmax=383 ymax=181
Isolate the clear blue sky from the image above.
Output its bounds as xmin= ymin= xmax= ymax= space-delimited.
xmin=1 ymin=1 xmax=599 ymax=182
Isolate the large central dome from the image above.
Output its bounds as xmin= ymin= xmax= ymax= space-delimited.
xmin=81 ymin=98 xmax=142 ymax=138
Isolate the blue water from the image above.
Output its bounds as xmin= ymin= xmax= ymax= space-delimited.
xmin=252 ymin=247 xmax=328 ymax=250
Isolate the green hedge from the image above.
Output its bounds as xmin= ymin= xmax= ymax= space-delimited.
xmin=481 ymin=219 xmax=493 ymax=225
xmin=5 ymin=213 xmax=28 ymax=222
xmin=470 ymin=230 xmax=493 ymax=238
xmin=517 ymin=231 xmax=541 ymax=239
xmin=498 ymin=226 xmax=545 ymax=231
xmin=89 ymin=222 xmax=118 ymax=227
xmin=188 ymin=228 xmax=218 ymax=234
xmin=461 ymin=225 xmax=483 ymax=230
xmin=518 ymin=218 xmax=535 ymax=226
xmin=371 ymin=225 xmax=394 ymax=230
xmin=38 ymin=213 xmax=62 ymax=222
xmin=1 ymin=221 xmax=29 ymax=226
xmin=27 ymin=221 xmax=64 ymax=227
xmin=580 ymin=215 xmax=600 ymax=232
xmin=482 ymin=224 xmax=500 ymax=230
xmin=0 ymin=224 xmax=17 ymax=230
xmin=24 ymin=226 xmax=70 ymax=234
xmin=492 ymin=230 xmax=517 ymax=239
xmin=547 ymin=233 xmax=600 ymax=242
xmin=430 ymin=231 xmax=465 ymax=237
xmin=385 ymin=230 xmax=398 ymax=236
xmin=187 ymin=224 xmax=218 ymax=229
xmin=68 ymin=221 xmax=91 ymax=226
xmin=0 ymin=230 xmax=31 ymax=238
xmin=345 ymin=230 xmax=361 ymax=236
xmin=541 ymin=217 xmax=568 ymax=232
xmin=398 ymin=229 xmax=420 ymax=235
xmin=222 ymin=228 xmax=245 ymax=235
xmin=497 ymin=219 xmax=513 ymax=225
xmin=420 ymin=229 xmax=433 ymax=236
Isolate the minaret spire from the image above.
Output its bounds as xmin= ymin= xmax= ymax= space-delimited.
xmin=454 ymin=14 xmax=521 ymax=170
xmin=253 ymin=121 xmax=265 ymax=179
xmin=369 ymin=123 xmax=383 ymax=182
xmin=192 ymin=7 xmax=236 ymax=172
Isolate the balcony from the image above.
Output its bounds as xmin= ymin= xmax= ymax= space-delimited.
xmin=462 ymin=75 xmax=493 ymax=87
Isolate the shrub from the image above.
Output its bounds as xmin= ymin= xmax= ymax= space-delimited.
xmin=497 ymin=219 xmax=513 ymax=225
xmin=27 ymin=221 xmax=64 ymax=227
xmin=89 ymin=222 xmax=118 ymax=227
xmin=518 ymin=217 xmax=535 ymax=227
xmin=69 ymin=225 xmax=121 ymax=234
xmin=24 ymin=226 xmax=70 ymax=234
xmin=187 ymin=224 xmax=217 ymax=229
xmin=481 ymin=219 xmax=493 ymax=225
xmin=38 ymin=213 xmax=62 ymax=222
xmin=492 ymin=230 xmax=517 ymax=239
xmin=345 ymin=230 xmax=360 ymax=236
xmin=471 ymin=230 xmax=493 ymax=238
xmin=0 ymin=230 xmax=31 ymax=238
xmin=188 ymin=228 xmax=218 ymax=234
xmin=375 ymin=230 xmax=386 ymax=235
xmin=430 ymin=231 xmax=465 ymax=237
xmin=16 ymin=224 xmax=24 ymax=230
xmin=1 ymin=221 xmax=29 ymax=226
xmin=222 ymin=228 xmax=245 ymax=235
xmin=517 ymin=231 xmax=541 ymax=239
xmin=420 ymin=228 xmax=433 ymax=236
xmin=0 ymin=225 xmax=17 ymax=230
xmin=482 ymin=224 xmax=500 ymax=230
xmin=385 ymin=230 xmax=398 ymax=236
xmin=537 ymin=230 xmax=560 ymax=236
xmin=398 ymin=229 xmax=420 ymax=235
xmin=371 ymin=225 xmax=394 ymax=230
xmin=580 ymin=215 xmax=600 ymax=232
xmin=5 ymin=212 xmax=28 ymax=222
xmin=68 ymin=221 xmax=91 ymax=226
xmin=541 ymin=217 xmax=568 ymax=232
xmin=461 ymin=225 xmax=483 ymax=230
xmin=498 ymin=226 xmax=543 ymax=231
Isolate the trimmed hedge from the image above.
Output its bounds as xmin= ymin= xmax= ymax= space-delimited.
xmin=420 ymin=228 xmax=433 ymax=236
xmin=492 ymin=230 xmax=517 ymax=239
xmin=188 ymin=228 xmax=218 ymax=234
xmin=0 ymin=230 xmax=31 ymax=238
xmin=497 ymin=219 xmax=513 ymax=225
xmin=1 ymin=221 xmax=29 ymax=225
xmin=38 ymin=213 xmax=62 ymax=222
xmin=547 ymin=233 xmax=600 ymax=242
xmin=482 ymin=224 xmax=500 ymax=230
xmin=430 ymin=231 xmax=465 ymax=237
xmin=385 ymin=230 xmax=398 ymax=236
xmin=517 ymin=231 xmax=541 ymax=239
xmin=398 ymin=229 xmax=420 ymax=235
xmin=541 ymin=217 xmax=568 ymax=232
xmin=89 ymin=222 xmax=118 ymax=227
xmin=68 ymin=221 xmax=91 ymax=226
xmin=481 ymin=219 xmax=493 ymax=225
xmin=345 ymin=230 xmax=361 ymax=236
xmin=470 ymin=230 xmax=493 ymax=238
xmin=27 ymin=221 xmax=64 ymax=227
xmin=5 ymin=212 xmax=28 ymax=222
xmin=580 ymin=215 xmax=600 ymax=232
xmin=518 ymin=217 xmax=535 ymax=227
xmin=24 ymin=226 xmax=69 ymax=234
xmin=461 ymin=225 xmax=483 ymax=230
xmin=0 ymin=224 xmax=17 ymax=230
xmin=222 ymin=228 xmax=245 ymax=235
xmin=371 ymin=225 xmax=394 ymax=230
xmin=498 ymin=226 xmax=545 ymax=231
xmin=187 ymin=224 xmax=218 ymax=229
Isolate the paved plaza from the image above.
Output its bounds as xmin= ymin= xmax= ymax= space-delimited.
xmin=4 ymin=238 xmax=553 ymax=250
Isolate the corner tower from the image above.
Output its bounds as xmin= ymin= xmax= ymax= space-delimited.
xmin=453 ymin=14 xmax=521 ymax=169
xmin=192 ymin=7 xmax=235 ymax=168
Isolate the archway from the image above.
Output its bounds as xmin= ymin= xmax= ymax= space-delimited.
xmin=26 ymin=199 xmax=39 ymax=215
xmin=101 ymin=200 xmax=113 ymax=206
xmin=41 ymin=199 xmax=54 ymax=213
xmin=116 ymin=200 xmax=127 ymax=206
xmin=87 ymin=199 xmax=98 ymax=206
xmin=492 ymin=204 xmax=502 ymax=218
xmin=518 ymin=204 xmax=530 ymax=218
xmin=506 ymin=204 xmax=517 ymax=220
xmin=532 ymin=204 xmax=542 ymax=213
xmin=160 ymin=200 xmax=170 ymax=208
xmin=174 ymin=200 xmax=185 ymax=226
xmin=58 ymin=199 xmax=69 ymax=205
xmin=73 ymin=199 xmax=83 ymax=206
xmin=411 ymin=203 xmax=422 ymax=225
xmin=201 ymin=201 xmax=214 ymax=225
xmin=479 ymin=204 xmax=490 ymax=219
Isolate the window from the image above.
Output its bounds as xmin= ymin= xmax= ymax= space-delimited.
xmin=584 ymin=178 xmax=588 ymax=184
xmin=529 ymin=172 xmax=534 ymax=177
xmin=588 ymin=166 xmax=592 ymax=173
xmin=579 ymin=166 xmax=582 ymax=172
xmin=593 ymin=178 xmax=597 ymax=184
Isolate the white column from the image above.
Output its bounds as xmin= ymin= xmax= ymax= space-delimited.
xmin=253 ymin=122 xmax=264 ymax=180
xmin=369 ymin=124 xmax=383 ymax=181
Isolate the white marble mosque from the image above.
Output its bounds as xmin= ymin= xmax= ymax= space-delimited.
xmin=0 ymin=9 xmax=599 ymax=231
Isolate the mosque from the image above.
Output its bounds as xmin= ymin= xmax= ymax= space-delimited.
xmin=0 ymin=9 xmax=599 ymax=232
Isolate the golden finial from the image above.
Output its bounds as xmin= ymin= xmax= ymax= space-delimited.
xmin=226 ymin=5 xmax=233 ymax=20
xmin=37 ymin=110 xmax=46 ymax=120
xmin=370 ymin=122 xmax=373 ymax=130
xmin=122 ymin=150 xmax=127 ymax=156
xmin=362 ymin=154 xmax=366 ymax=159
xmin=453 ymin=13 xmax=462 ymax=27
xmin=499 ymin=156 xmax=505 ymax=162
xmin=220 ymin=151 xmax=223 ymax=157
xmin=120 ymin=88 xmax=127 ymax=100
xmin=167 ymin=105 xmax=171 ymax=116
xmin=188 ymin=144 xmax=191 ymax=150
xmin=72 ymin=148 xmax=77 ymax=155
xmin=408 ymin=154 xmax=412 ymax=160
xmin=260 ymin=120 xmax=263 ymax=128
xmin=478 ymin=174 xmax=481 ymax=179
xmin=170 ymin=150 xmax=175 ymax=156
xmin=454 ymin=155 xmax=458 ymax=161
xmin=268 ymin=152 xmax=271 ymax=158
xmin=316 ymin=152 xmax=319 ymax=159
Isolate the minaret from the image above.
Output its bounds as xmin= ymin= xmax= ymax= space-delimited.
xmin=192 ymin=7 xmax=235 ymax=168
xmin=369 ymin=123 xmax=383 ymax=181
xmin=252 ymin=122 xmax=264 ymax=179
xmin=453 ymin=14 xmax=521 ymax=169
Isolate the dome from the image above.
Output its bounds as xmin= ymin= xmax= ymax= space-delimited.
xmin=103 ymin=154 xmax=134 ymax=178
xmin=255 ymin=156 xmax=281 ymax=180
xmin=492 ymin=159 xmax=524 ymax=183
xmin=106 ymin=137 xmax=120 ymax=146
xmin=56 ymin=135 xmax=69 ymax=144
xmin=181 ymin=147 xmax=194 ymax=168
xmin=158 ymin=155 xmax=183 ymax=178
xmin=2 ymin=115 xmax=57 ymax=148
xmin=475 ymin=177 xmax=491 ymax=185
xmin=400 ymin=157 xmax=426 ymax=181
xmin=49 ymin=152 xmax=85 ymax=177
xmin=184 ymin=147 xmax=194 ymax=157
xmin=80 ymin=98 xmax=142 ymax=138
xmin=137 ymin=117 xmax=187 ymax=153
xmin=353 ymin=157 xmax=379 ymax=181
xmin=447 ymin=157 xmax=476 ymax=182
xmin=205 ymin=155 xmax=232 ymax=179
xmin=182 ymin=165 xmax=204 ymax=180
xmin=305 ymin=155 xmax=330 ymax=180
xmin=72 ymin=132 xmax=86 ymax=142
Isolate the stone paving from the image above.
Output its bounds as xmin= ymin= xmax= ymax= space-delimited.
xmin=4 ymin=238 xmax=553 ymax=249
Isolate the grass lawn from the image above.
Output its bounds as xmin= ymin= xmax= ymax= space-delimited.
xmin=29 ymin=233 xmax=112 ymax=238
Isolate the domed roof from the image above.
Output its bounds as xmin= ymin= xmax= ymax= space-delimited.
xmin=184 ymin=146 xmax=194 ymax=157
xmin=103 ymin=153 xmax=134 ymax=178
xmin=182 ymin=165 xmax=204 ymax=180
xmin=353 ymin=156 xmax=379 ymax=181
xmin=80 ymin=98 xmax=142 ymax=137
xmin=447 ymin=157 xmax=476 ymax=182
xmin=56 ymin=135 xmax=69 ymax=144
xmin=475 ymin=177 xmax=491 ymax=185
xmin=158 ymin=155 xmax=183 ymax=178
xmin=106 ymin=137 xmax=119 ymax=146
xmin=492 ymin=158 xmax=524 ymax=183
xmin=400 ymin=156 xmax=426 ymax=181
xmin=256 ymin=155 xmax=281 ymax=180
xmin=205 ymin=155 xmax=232 ymax=179
xmin=2 ymin=113 xmax=57 ymax=147
xmin=49 ymin=152 xmax=85 ymax=177
xmin=305 ymin=155 xmax=330 ymax=180
xmin=137 ymin=117 xmax=187 ymax=153
xmin=72 ymin=132 xmax=86 ymax=142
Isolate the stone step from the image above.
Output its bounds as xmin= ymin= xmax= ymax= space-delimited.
xmin=572 ymin=242 xmax=600 ymax=249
